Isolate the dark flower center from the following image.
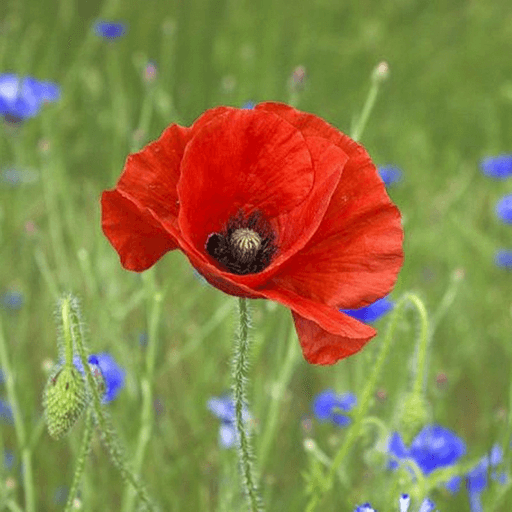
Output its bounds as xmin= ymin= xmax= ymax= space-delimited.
xmin=205 ymin=210 xmax=277 ymax=275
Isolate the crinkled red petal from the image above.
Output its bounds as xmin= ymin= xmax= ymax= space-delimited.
xmin=259 ymin=102 xmax=404 ymax=308
xmin=101 ymin=190 xmax=178 ymax=271
xmin=115 ymin=123 xmax=191 ymax=233
xmin=177 ymin=108 xmax=314 ymax=251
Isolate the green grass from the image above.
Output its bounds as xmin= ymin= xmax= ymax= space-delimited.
xmin=1 ymin=0 xmax=511 ymax=510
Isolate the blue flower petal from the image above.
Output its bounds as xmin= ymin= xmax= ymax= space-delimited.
xmin=312 ymin=390 xmax=356 ymax=427
xmin=494 ymin=249 xmax=512 ymax=269
xmin=0 ymin=399 xmax=13 ymax=423
xmin=341 ymin=297 xmax=394 ymax=323
xmin=399 ymin=494 xmax=410 ymax=512
xmin=495 ymin=194 xmax=512 ymax=224
xmin=219 ymin=423 xmax=237 ymax=449
xmin=418 ymin=498 xmax=436 ymax=512
xmin=480 ymin=155 xmax=512 ymax=180
xmin=378 ymin=165 xmax=403 ymax=186
xmin=93 ymin=20 xmax=127 ymax=40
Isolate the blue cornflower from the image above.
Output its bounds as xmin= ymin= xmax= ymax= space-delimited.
xmin=354 ymin=503 xmax=376 ymax=512
xmin=354 ymin=495 xmax=436 ymax=512
xmin=495 ymin=194 xmax=512 ymax=224
xmin=378 ymin=165 xmax=402 ymax=186
xmin=73 ymin=353 xmax=125 ymax=403
xmin=399 ymin=494 xmax=436 ymax=512
xmin=242 ymin=101 xmax=255 ymax=109
xmin=0 ymin=73 xmax=60 ymax=121
xmin=480 ymin=155 xmax=512 ymax=180
xmin=388 ymin=424 xmax=466 ymax=477
xmin=207 ymin=395 xmax=251 ymax=449
xmin=494 ymin=249 xmax=512 ymax=269
xmin=0 ymin=399 xmax=13 ymax=423
xmin=464 ymin=444 xmax=506 ymax=512
xmin=93 ymin=20 xmax=127 ymax=40
xmin=312 ymin=389 xmax=356 ymax=427
xmin=341 ymin=296 xmax=394 ymax=323
xmin=1 ymin=290 xmax=24 ymax=311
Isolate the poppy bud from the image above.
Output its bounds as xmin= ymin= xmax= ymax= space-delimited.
xmin=43 ymin=365 xmax=88 ymax=439
xmin=396 ymin=392 xmax=430 ymax=445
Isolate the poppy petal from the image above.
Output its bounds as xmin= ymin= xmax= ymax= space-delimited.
xmin=261 ymin=287 xmax=376 ymax=365
xmin=101 ymin=189 xmax=178 ymax=271
xmin=259 ymin=102 xmax=403 ymax=308
xmin=115 ymin=123 xmax=191 ymax=232
xmin=177 ymin=108 xmax=314 ymax=251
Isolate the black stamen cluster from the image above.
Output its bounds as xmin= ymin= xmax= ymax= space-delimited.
xmin=205 ymin=210 xmax=277 ymax=275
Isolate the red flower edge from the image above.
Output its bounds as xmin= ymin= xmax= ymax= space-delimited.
xmin=101 ymin=102 xmax=404 ymax=365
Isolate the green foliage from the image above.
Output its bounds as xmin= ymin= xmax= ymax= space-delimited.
xmin=1 ymin=0 xmax=511 ymax=511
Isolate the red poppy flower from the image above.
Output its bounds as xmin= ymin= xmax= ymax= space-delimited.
xmin=101 ymin=102 xmax=404 ymax=365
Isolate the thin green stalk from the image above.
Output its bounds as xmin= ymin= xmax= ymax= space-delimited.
xmin=64 ymin=409 xmax=94 ymax=512
xmin=306 ymin=293 xmax=424 ymax=511
xmin=0 ymin=317 xmax=35 ymax=512
xmin=408 ymin=295 xmax=429 ymax=396
xmin=122 ymin=270 xmax=163 ymax=512
xmin=232 ymin=298 xmax=263 ymax=512
xmin=258 ymin=323 xmax=299 ymax=470
xmin=350 ymin=62 xmax=389 ymax=142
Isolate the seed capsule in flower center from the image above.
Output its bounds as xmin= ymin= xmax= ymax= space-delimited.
xmin=230 ymin=228 xmax=262 ymax=264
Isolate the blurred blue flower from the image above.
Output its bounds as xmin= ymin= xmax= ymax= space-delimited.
xmin=464 ymin=444 xmax=506 ymax=512
xmin=312 ymin=389 xmax=356 ymax=427
xmin=399 ymin=494 xmax=436 ymax=512
xmin=1 ymin=290 xmax=24 ymax=311
xmin=480 ymin=155 xmax=512 ymax=179
xmin=354 ymin=503 xmax=375 ymax=512
xmin=0 ymin=167 xmax=39 ymax=187
xmin=494 ymin=249 xmax=512 ymax=269
xmin=207 ymin=395 xmax=251 ymax=449
xmin=388 ymin=424 xmax=466 ymax=477
xmin=73 ymin=353 xmax=126 ymax=403
xmin=53 ymin=485 xmax=68 ymax=505
xmin=341 ymin=296 xmax=394 ymax=323
xmin=93 ymin=20 xmax=127 ymax=40
xmin=495 ymin=194 xmax=512 ymax=224
xmin=4 ymin=449 xmax=14 ymax=470
xmin=354 ymin=496 xmax=436 ymax=512
xmin=0 ymin=73 xmax=60 ymax=121
xmin=242 ymin=101 xmax=255 ymax=109
xmin=0 ymin=369 xmax=4 ymax=384
xmin=378 ymin=165 xmax=402 ymax=186
xmin=0 ymin=399 xmax=13 ymax=423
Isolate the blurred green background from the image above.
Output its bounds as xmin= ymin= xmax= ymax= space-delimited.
xmin=1 ymin=0 xmax=511 ymax=510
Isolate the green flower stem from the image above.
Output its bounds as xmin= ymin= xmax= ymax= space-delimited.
xmin=350 ymin=62 xmax=389 ymax=143
xmin=408 ymin=295 xmax=429 ymax=396
xmin=33 ymin=247 xmax=60 ymax=301
xmin=65 ymin=295 xmax=157 ymax=511
xmin=0 ymin=317 xmax=35 ymax=512
xmin=258 ymin=323 xmax=299 ymax=471
xmin=64 ymin=408 xmax=94 ymax=512
xmin=306 ymin=293 xmax=424 ymax=511
xmin=122 ymin=270 xmax=163 ymax=512
xmin=232 ymin=298 xmax=263 ymax=512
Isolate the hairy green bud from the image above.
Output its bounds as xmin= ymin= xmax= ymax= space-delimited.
xmin=43 ymin=365 xmax=88 ymax=440
xmin=396 ymin=392 xmax=431 ymax=445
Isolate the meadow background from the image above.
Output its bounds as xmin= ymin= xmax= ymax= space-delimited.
xmin=1 ymin=0 xmax=511 ymax=510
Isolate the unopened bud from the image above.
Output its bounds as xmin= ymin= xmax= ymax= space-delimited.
xmin=43 ymin=366 xmax=88 ymax=439
xmin=372 ymin=61 xmax=390 ymax=83
xmin=396 ymin=392 xmax=430 ymax=445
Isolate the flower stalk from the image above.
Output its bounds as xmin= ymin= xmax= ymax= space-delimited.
xmin=232 ymin=298 xmax=263 ymax=512
xmin=0 ymin=316 xmax=35 ymax=512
